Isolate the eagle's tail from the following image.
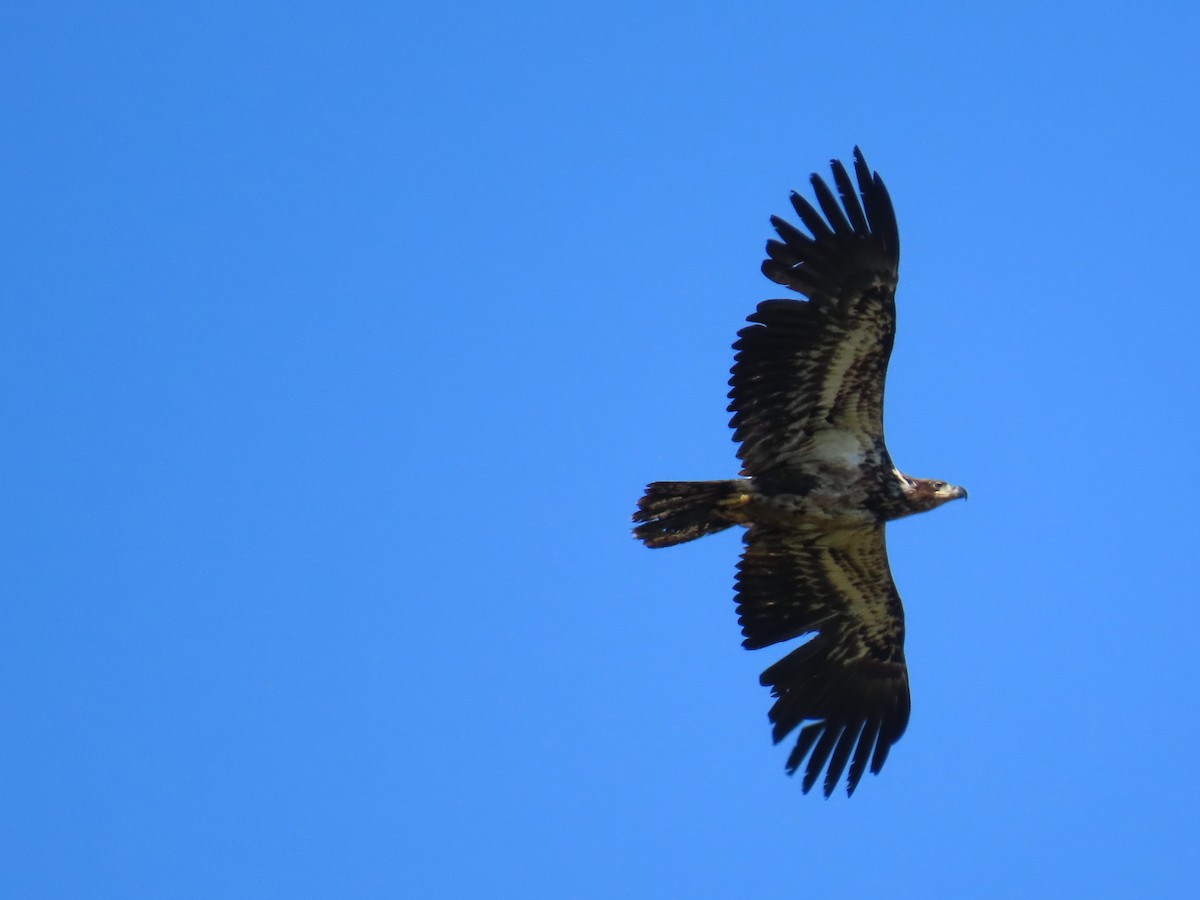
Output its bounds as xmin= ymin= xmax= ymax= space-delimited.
xmin=632 ymin=480 xmax=744 ymax=548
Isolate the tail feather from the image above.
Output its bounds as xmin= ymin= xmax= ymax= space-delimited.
xmin=632 ymin=480 xmax=744 ymax=548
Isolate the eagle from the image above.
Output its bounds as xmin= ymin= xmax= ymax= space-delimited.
xmin=633 ymin=148 xmax=966 ymax=797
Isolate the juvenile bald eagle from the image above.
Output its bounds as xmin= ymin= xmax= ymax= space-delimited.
xmin=633 ymin=149 xmax=966 ymax=797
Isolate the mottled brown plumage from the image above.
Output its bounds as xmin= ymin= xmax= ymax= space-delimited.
xmin=633 ymin=149 xmax=966 ymax=797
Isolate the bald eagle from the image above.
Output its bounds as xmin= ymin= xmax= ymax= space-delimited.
xmin=633 ymin=149 xmax=966 ymax=797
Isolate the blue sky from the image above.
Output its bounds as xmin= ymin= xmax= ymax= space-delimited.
xmin=4 ymin=1 xmax=1200 ymax=896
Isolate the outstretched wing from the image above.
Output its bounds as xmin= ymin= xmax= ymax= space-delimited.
xmin=736 ymin=524 xmax=910 ymax=797
xmin=729 ymin=148 xmax=900 ymax=481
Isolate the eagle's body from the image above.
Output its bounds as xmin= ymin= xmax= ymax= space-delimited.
xmin=633 ymin=149 xmax=965 ymax=797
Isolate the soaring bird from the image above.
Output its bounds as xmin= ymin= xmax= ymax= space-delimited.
xmin=632 ymin=149 xmax=966 ymax=797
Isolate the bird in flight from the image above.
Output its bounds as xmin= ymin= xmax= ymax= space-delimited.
xmin=633 ymin=148 xmax=966 ymax=797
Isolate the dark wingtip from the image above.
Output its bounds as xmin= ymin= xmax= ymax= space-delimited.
xmin=852 ymin=146 xmax=873 ymax=180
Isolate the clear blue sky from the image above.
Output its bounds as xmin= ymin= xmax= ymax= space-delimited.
xmin=4 ymin=1 xmax=1199 ymax=896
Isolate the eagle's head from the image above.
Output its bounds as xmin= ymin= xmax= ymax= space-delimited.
xmin=901 ymin=477 xmax=968 ymax=514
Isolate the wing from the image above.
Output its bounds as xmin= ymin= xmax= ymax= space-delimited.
xmin=729 ymin=148 xmax=900 ymax=480
xmin=736 ymin=523 xmax=910 ymax=797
